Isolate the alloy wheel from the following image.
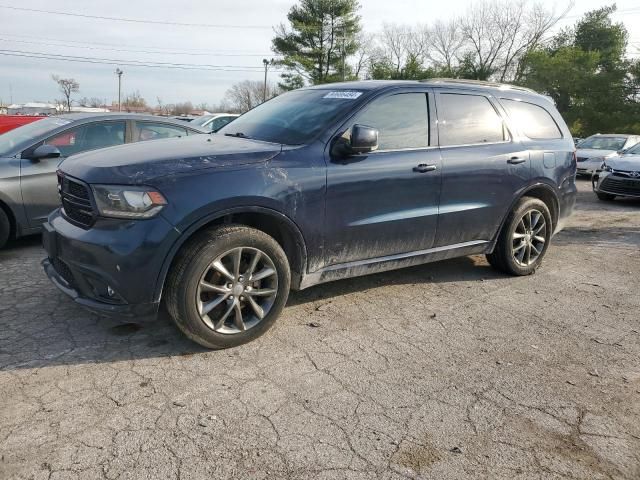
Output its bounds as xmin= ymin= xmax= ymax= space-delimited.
xmin=196 ymin=247 xmax=278 ymax=334
xmin=511 ymin=209 xmax=547 ymax=267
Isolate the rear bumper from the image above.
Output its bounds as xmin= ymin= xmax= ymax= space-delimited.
xmin=556 ymin=180 xmax=577 ymax=233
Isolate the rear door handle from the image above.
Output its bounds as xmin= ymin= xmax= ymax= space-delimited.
xmin=413 ymin=164 xmax=437 ymax=173
xmin=507 ymin=156 xmax=527 ymax=165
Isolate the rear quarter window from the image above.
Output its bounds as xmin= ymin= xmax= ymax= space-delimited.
xmin=501 ymin=98 xmax=562 ymax=140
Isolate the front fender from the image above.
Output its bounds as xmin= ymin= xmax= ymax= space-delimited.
xmin=152 ymin=205 xmax=307 ymax=302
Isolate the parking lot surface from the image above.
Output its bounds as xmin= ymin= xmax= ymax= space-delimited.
xmin=1 ymin=180 xmax=639 ymax=480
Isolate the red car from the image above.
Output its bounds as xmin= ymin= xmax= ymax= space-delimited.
xmin=0 ymin=115 xmax=46 ymax=134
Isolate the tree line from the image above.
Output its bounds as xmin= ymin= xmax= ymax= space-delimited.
xmin=272 ymin=0 xmax=640 ymax=135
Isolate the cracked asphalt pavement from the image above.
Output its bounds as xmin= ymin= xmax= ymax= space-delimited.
xmin=1 ymin=180 xmax=639 ymax=479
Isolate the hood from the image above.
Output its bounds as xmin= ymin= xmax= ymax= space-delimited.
xmin=60 ymin=134 xmax=282 ymax=184
xmin=605 ymin=154 xmax=640 ymax=172
xmin=575 ymin=148 xmax=617 ymax=160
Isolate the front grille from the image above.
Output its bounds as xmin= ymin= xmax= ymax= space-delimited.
xmin=600 ymin=175 xmax=640 ymax=196
xmin=58 ymin=173 xmax=95 ymax=228
xmin=52 ymin=257 xmax=75 ymax=286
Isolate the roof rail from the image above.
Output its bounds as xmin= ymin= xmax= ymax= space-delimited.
xmin=420 ymin=78 xmax=538 ymax=94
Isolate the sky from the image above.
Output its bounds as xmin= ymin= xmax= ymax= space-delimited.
xmin=1 ymin=0 xmax=639 ymax=107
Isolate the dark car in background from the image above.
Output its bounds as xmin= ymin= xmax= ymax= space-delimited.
xmin=42 ymin=80 xmax=576 ymax=349
xmin=0 ymin=113 xmax=207 ymax=248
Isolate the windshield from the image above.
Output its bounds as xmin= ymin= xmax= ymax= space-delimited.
xmin=218 ymin=89 xmax=365 ymax=145
xmin=190 ymin=116 xmax=215 ymax=127
xmin=578 ymin=136 xmax=627 ymax=151
xmin=625 ymin=142 xmax=640 ymax=154
xmin=0 ymin=117 xmax=71 ymax=156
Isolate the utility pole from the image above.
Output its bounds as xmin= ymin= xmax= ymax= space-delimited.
xmin=262 ymin=59 xmax=274 ymax=103
xmin=115 ymin=68 xmax=123 ymax=112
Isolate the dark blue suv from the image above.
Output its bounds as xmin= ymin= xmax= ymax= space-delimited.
xmin=43 ymin=80 xmax=577 ymax=349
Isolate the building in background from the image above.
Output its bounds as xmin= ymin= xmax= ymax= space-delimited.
xmin=7 ymin=102 xmax=58 ymax=115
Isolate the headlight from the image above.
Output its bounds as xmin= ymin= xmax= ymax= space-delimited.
xmin=92 ymin=185 xmax=167 ymax=219
xmin=601 ymin=163 xmax=614 ymax=173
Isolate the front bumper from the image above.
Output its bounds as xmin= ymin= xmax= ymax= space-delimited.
xmin=42 ymin=208 xmax=180 ymax=321
xmin=593 ymin=171 xmax=640 ymax=198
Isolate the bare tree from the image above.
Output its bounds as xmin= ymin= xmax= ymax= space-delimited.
xmin=122 ymin=90 xmax=148 ymax=111
xmin=427 ymin=19 xmax=464 ymax=74
xmin=78 ymin=97 xmax=104 ymax=108
xmin=458 ymin=0 xmax=573 ymax=81
xmin=51 ymin=75 xmax=79 ymax=112
xmin=379 ymin=23 xmax=411 ymax=76
xmin=224 ymin=80 xmax=280 ymax=113
xmin=353 ymin=32 xmax=375 ymax=79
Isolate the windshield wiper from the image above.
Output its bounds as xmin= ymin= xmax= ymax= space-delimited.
xmin=224 ymin=132 xmax=252 ymax=139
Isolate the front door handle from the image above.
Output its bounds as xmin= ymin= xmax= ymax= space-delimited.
xmin=507 ymin=156 xmax=527 ymax=165
xmin=413 ymin=164 xmax=437 ymax=173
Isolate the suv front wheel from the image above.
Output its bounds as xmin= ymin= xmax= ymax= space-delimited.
xmin=486 ymin=197 xmax=552 ymax=276
xmin=165 ymin=225 xmax=291 ymax=349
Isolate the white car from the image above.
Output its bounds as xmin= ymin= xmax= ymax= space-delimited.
xmin=189 ymin=113 xmax=240 ymax=132
xmin=576 ymin=134 xmax=640 ymax=177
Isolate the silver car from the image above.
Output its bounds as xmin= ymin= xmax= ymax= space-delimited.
xmin=189 ymin=113 xmax=239 ymax=132
xmin=0 ymin=113 xmax=206 ymax=248
xmin=576 ymin=134 xmax=640 ymax=177
xmin=593 ymin=143 xmax=640 ymax=201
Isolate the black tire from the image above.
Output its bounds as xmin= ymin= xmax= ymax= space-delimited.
xmin=165 ymin=225 xmax=291 ymax=349
xmin=486 ymin=196 xmax=553 ymax=276
xmin=596 ymin=192 xmax=616 ymax=201
xmin=0 ymin=208 xmax=10 ymax=249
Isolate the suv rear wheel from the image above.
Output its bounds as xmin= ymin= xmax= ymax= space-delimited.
xmin=165 ymin=225 xmax=291 ymax=349
xmin=486 ymin=196 xmax=552 ymax=276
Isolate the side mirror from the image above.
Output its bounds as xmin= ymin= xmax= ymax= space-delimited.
xmin=27 ymin=144 xmax=61 ymax=161
xmin=349 ymin=124 xmax=379 ymax=154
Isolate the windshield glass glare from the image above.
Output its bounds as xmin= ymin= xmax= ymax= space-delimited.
xmin=218 ymin=89 xmax=365 ymax=145
xmin=578 ymin=136 xmax=627 ymax=151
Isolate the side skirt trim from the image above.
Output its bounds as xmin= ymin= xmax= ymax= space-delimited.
xmin=298 ymin=240 xmax=490 ymax=289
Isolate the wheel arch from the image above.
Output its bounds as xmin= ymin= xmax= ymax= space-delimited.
xmin=154 ymin=206 xmax=308 ymax=302
xmin=491 ymin=182 xmax=560 ymax=250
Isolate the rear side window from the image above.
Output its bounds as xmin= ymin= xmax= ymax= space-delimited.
xmin=135 ymin=122 xmax=188 ymax=142
xmin=501 ymin=98 xmax=562 ymax=140
xmin=437 ymin=93 xmax=506 ymax=146
xmin=351 ymin=93 xmax=429 ymax=150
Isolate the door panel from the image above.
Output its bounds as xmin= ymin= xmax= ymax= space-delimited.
xmin=20 ymin=121 xmax=126 ymax=227
xmin=434 ymin=91 xmax=530 ymax=247
xmin=324 ymin=90 xmax=442 ymax=266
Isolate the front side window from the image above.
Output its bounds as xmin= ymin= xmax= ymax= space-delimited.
xmin=501 ymin=98 xmax=562 ymax=140
xmin=349 ymin=93 xmax=429 ymax=150
xmin=136 ymin=122 xmax=188 ymax=142
xmin=437 ymin=93 xmax=506 ymax=146
xmin=44 ymin=121 xmax=126 ymax=157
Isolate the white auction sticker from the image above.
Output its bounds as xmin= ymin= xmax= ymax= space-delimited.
xmin=323 ymin=91 xmax=363 ymax=100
